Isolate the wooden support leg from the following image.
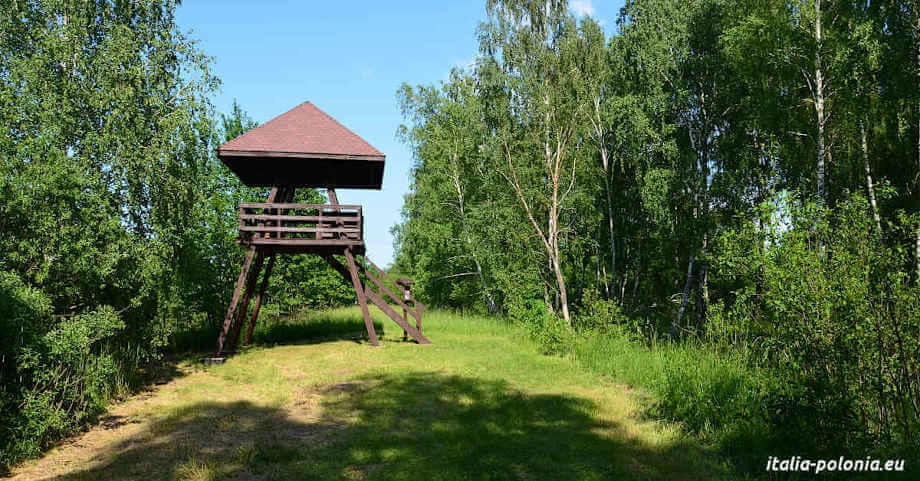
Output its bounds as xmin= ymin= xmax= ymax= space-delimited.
xmin=402 ymin=305 xmax=408 ymax=342
xmin=244 ymin=254 xmax=275 ymax=346
xmin=228 ymin=250 xmax=265 ymax=352
xmin=216 ymin=246 xmax=257 ymax=356
xmin=322 ymin=254 xmax=351 ymax=281
xmin=215 ymin=187 xmax=283 ymax=357
xmin=344 ymin=248 xmax=379 ymax=346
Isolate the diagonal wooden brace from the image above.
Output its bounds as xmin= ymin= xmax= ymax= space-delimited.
xmin=324 ymin=253 xmax=430 ymax=345
xmin=216 ymin=246 xmax=257 ymax=356
xmin=343 ymin=249 xmax=379 ymax=346
xmin=243 ymin=254 xmax=275 ymax=346
xmin=363 ymin=288 xmax=430 ymax=344
xmin=228 ymin=250 xmax=265 ymax=352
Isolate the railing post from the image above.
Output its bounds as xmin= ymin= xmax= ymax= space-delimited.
xmin=396 ymin=277 xmax=418 ymax=340
xmin=402 ymin=281 xmax=408 ymax=342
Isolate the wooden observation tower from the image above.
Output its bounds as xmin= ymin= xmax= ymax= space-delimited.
xmin=214 ymin=101 xmax=429 ymax=356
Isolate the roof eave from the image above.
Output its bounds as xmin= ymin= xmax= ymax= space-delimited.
xmin=217 ymin=149 xmax=385 ymax=163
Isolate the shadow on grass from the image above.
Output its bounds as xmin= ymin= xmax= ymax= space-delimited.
xmin=251 ymin=315 xmax=386 ymax=347
xmin=168 ymin=310 xmax=389 ymax=354
xmin=45 ymin=372 xmax=731 ymax=481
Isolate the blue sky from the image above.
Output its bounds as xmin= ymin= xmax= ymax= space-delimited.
xmin=176 ymin=0 xmax=624 ymax=266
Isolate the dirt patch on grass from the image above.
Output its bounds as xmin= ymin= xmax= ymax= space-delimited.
xmin=7 ymin=361 xmax=368 ymax=481
xmin=343 ymin=463 xmax=384 ymax=480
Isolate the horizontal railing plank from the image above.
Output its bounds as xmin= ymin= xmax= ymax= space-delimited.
xmin=243 ymin=238 xmax=364 ymax=246
xmin=237 ymin=202 xmax=363 ymax=246
xmin=239 ymin=202 xmax=361 ymax=210
xmin=240 ymin=226 xmax=360 ymax=233
xmin=240 ymin=214 xmax=359 ymax=222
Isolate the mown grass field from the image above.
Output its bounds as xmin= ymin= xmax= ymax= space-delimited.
xmin=9 ymin=308 xmax=741 ymax=481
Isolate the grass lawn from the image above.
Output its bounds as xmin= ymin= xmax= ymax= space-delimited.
xmin=10 ymin=308 xmax=739 ymax=481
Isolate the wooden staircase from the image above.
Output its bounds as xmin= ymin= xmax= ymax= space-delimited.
xmin=323 ymin=250 xmax=429 ymax=345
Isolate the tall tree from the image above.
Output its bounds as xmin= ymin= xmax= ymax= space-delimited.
xmin=578 ymin=17 xmax=618 ymax=299
xmin=396 ymin=71 xmax=499 ymax=312
xmin=478 ymin=0 xmax=589 ymax=323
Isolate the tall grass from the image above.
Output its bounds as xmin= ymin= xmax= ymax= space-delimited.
xmin=571 ymin=331 xmax=785 ymax=472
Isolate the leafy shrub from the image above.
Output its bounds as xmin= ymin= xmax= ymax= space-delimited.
xmin=576 ymin=288 xmax=635 ymax=336
xmin=509 ymin=299 xmax=574 ymax=356
xmin=709 ymin=194 xmax=920 ymax=458
xmin=0 ymin=281 xmax=126 ymax=466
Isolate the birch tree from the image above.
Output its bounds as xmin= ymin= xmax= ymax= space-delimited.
xmin=396 ymin=71 xmax=499 ymax=312
xmin=478 ymin=0 xmax=588 ymax=323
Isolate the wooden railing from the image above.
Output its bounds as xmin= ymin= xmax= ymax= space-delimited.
xmin=359 ymin=258 xmax=427 ymax=338
xmin=238 ymin=203 xmax=363 ymax=245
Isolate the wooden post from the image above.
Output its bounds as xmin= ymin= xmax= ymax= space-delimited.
xmin=216 ymin=246 xmax=256 ymax=356
xmin=215 ymin=187 xmax=281 ymax=357
xmin=228 ymin=251 xmax=265 ymax=352
xmin=345 ymin=247 xmax=379 ymax=346
xmin=396 ymin=277 xmax=419 ymax=337
xmin=402 ymin=304 xmax=408 ymax=342
xmin=409 ymin=286 xmax=420 ymax=334
xmin=400 ymin=282 xmax=409 ymax=341
xmin=243 ymin=254 xmax=275 ymax=346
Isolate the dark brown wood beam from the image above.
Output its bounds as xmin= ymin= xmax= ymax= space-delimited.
xmin=216 ymin=187 xmax=281 ymax=356
xmin=228 ymin=250 xmax=265 ymax=352
xmin=243 ymin=254 xmax=275 ymax=346
xmin=216 ymin=245 xmax=256 ymax=356
xmin=322 ymin=254 xmax=352 ymax=283
xmin=344 ymin=248 xmax=379 ymax=346
xmin=363 ymin=256 xmax=428 ymax=312
xmin=362 ymin=265 xmax=420 ymax=323
xmin=364 ymin=288 xmax=430 ymax=344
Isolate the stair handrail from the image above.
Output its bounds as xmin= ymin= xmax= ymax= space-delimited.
xmin=362 ymin=265 xmax=420 ymax=323
xmin=361 ymin=258 xmax=427 ymax=312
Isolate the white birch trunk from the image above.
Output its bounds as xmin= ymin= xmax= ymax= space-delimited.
xmin=860 ymin=122 xmax=883 ymax=234
xmin=594 ymin=97 xmax=617 ymax=300
xmin=815 ymin=0 xmax=827 ymax=204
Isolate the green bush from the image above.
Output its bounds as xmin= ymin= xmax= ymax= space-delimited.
xmin=509 ymin=299 xmax=574 ymax=356
xmin=708 ymin=194 xmax=920 ymax=458
xmin=576 ymin=288 xmax=639 ymax=336
xmin=570 ymin=196 xmax=920 ymax=472
xmin=0 ymin=272 xmax=51 ymax=465
xmin=1 ymin=301 xmax=126 ymax=465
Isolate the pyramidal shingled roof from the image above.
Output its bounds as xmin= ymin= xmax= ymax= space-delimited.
xmin=218 ymin=101 xmax=384 ymax=161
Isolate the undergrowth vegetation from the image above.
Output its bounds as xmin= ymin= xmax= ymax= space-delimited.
xmin=505 ymin=196 xmax=920 ymax=475
xmin=7 ymin=308 xmax=737 ymax=481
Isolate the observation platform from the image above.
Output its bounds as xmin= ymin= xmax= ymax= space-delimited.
xmin=237 ymin=202 xmax=365 ymax=255
xmin=213 ymin=100 xmax=428 ymax=356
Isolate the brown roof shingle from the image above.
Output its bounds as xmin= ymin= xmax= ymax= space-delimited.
xmin=216 ymin=101 xmax=386 ymax=189
xmin=219 ymin=101 xmax=384 ymax=160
